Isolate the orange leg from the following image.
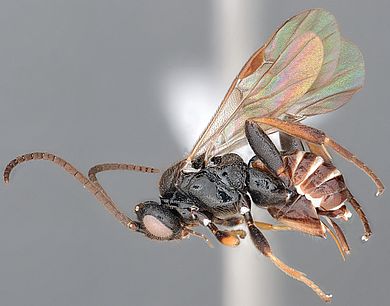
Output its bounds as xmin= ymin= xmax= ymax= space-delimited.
xmin=242 ymin=209 xmax=332 ymax=302
xmin=206 ymin=222 xmax=246 ymax=247
xmin=251 ymin=118 xmax=384 ymax=196
xmin=306 ymin=143 xmax=332 ymax=163
xmin=322 ymin=218 xmax=350 ymax=261
xmin=256 ymin=219 xmax=348 ymax=261
xmin=254 ymin=221 xmax=292 ymax=231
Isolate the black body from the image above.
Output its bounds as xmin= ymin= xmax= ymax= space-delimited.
xmin=4 ymin=119 xmax=380 ymax=302
xmin=133 ymin=121 xmax=295 ymax=243
xmin=165 ymin=152 xmax=291 ymax=220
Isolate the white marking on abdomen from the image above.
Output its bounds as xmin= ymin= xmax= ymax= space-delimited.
xmin=325 ymin=168 xmax=342 ymax=181
xmin=295 ymin=156 xmax=324 ymax=195
xmin=290 ymin=151 xmax=305 ymax=174
xmin=305 ymin=193 xmax=323 ymax=208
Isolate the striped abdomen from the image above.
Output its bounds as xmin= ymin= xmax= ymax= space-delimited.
xmin=283 ymin=151 xmax=351 ymax=220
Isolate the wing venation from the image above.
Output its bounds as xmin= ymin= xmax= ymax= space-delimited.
xmin=186 ymin=9 xmax=364 ymax=164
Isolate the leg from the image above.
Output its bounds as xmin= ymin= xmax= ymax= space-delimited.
xmin=88 ymin=163 xmax=159 ymax=197
xmin=208 ymin=222 xmax=246 ymax=247
xmin=194 ymin=212 xmax=246 ymax=247
xmin=312 ymin=177 xmax=371 ymax=241
xmin=185 ymin=229 xmax=214 ymax=248
xmin=206 ymin=222 xmax=246 ymax=247
xmin=255 ymin=219 xmax=349 ymax=261
xmin=327 ymin=218 xmax=350 ymax=254
xmin=347 ymin=192 xmax=372 ymax=241
xmin=268 ymin=196 xmax=327 ymax=238
xmin=280 ymin=131 xmax=332 ymax=162
xmin=213 ymin=216 xmax=244 ymax=227
xmin=245 ymin=120 xmax=284 ymax=177
xmin=254 ymin=221 xmax=292 ymax=231
xmin=252 ymin=118 xmax=384 ymax=196
xmin=240 ymin=208 xmax=332 ymax=302
xmin=3 ymin=152 xmax=137 ymax=230
xmin=307 ymin=143 xmax=332 ymax=162
xmin=322 ymin=218 xmax=350 ymax=261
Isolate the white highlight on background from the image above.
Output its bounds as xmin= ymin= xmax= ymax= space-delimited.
xmin=162 ymin=69 xmax=218 ymax=152
xmin=156 ymin=1 xmax=334 ymax=306
xmin=161 ymin=3 xmax=327 ymax=305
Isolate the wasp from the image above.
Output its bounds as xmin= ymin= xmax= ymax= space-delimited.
xmin=4 ymin=9 xmax=384 ymax=302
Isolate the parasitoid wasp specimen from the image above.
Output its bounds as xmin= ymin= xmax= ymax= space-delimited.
xmin=4 ymin=8 xmax=385 ymax=303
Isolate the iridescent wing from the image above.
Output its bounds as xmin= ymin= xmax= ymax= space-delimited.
xmin=292 ymin=39 xmax=364 ymax=116
xmin=186 ymin=9 xmax=364 ymax=163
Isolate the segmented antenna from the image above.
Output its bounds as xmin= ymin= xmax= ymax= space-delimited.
xmin=88 ymin=163 xmax=159 ymax=198
xmin=3 ymin=152 xmax=157 ymax=229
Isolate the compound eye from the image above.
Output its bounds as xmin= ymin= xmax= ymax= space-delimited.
xmin=143 ymin=215 xmax=173 ymax=239
xmin=135 ymin=201 xmax=184 ymax=240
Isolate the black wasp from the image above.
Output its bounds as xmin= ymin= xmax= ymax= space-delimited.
xmin=4 ymin=9 xmax=384 ymax=302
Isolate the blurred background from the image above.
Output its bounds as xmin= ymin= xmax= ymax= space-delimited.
xmin=0 ymin=1 xmax=389 ymax=306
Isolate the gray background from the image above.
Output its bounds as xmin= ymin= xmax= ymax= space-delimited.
xmin=0 ymin=1 xmax=389 ymax=306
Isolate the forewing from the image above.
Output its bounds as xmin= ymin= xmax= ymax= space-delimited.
xmin=210 ymin=32 xmax=324 ymax=157
xmin=187 ymin=9 xmax=350 ymax=162
xmin=291 ymin=39 xmax=365 ymax=116
xmin=241 ymin=8 xmax=340 ymax=92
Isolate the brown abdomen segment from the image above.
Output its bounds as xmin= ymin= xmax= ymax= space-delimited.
xmin=283 ymin=151 xmax=351 ymax=218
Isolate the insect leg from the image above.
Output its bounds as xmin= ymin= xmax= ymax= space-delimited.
xmin=306 ymin=143 xmax=332 ymax=162
xmin=254 ymin=221 xmax=292 ymax=231
xmin=3 ymin=152 xmax=140 ymax=231
xmin=185 ymin=229 xmax=214 ymax=248
xmin=279 ymin=132 xmax=335 ymax=168
xmin=253 ymin=118 xmax=384 ymax=196
xmin=322 ymin=217 xmax=350 ymax=260
xmin=346 ymin=191 xmax=372 ymax=241
xmin=207 ymin=222 xmax=246 ymax=247
xmin=88 ymin=163 xmax=159 ymax=197
xmin=256 ymin=219 xmax=348 ymax=261
xmin=193 ymin=212 xmax=246 ymax=247
xmin=245 ymin=120 xmax=284 ymax=177
xmin=241 ymin=207 xmax=332 ymax=302
xmin=279 ymin=131 xmax=333 ymax=163
xmin=213 ymin=216 xmax=244 ymax=227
